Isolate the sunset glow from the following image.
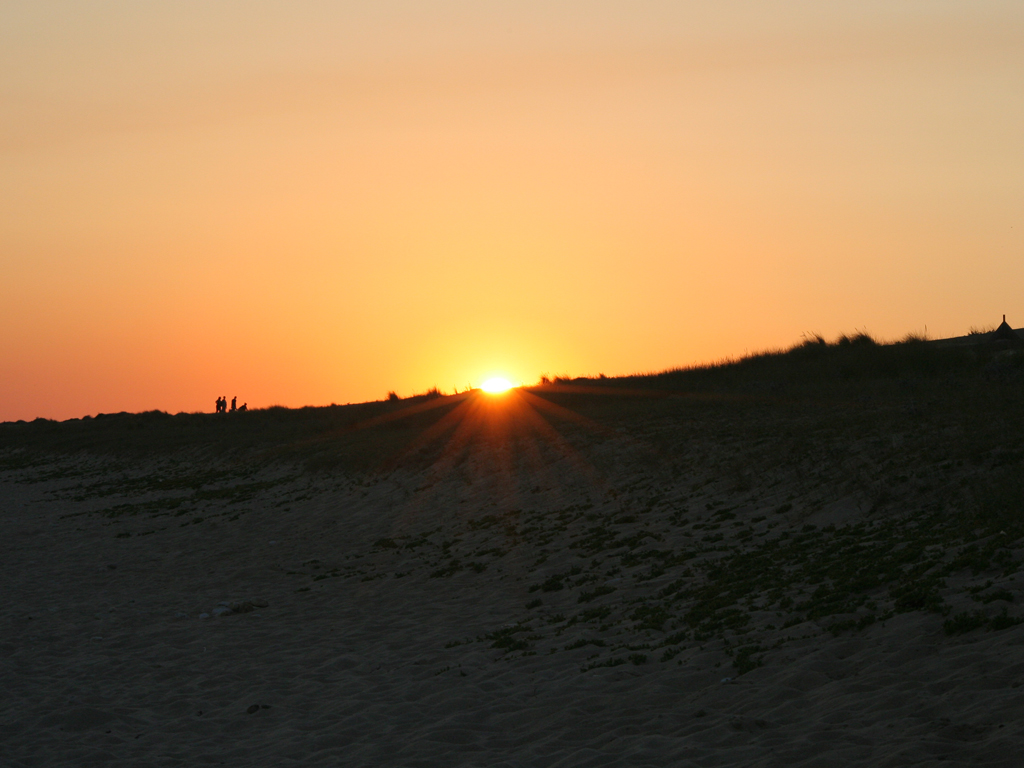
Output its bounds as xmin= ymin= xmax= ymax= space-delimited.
xmin=1 ymin=3 xmax=1022 ymax=421
xmin=481 ymin=378 xmax=515 ymax=394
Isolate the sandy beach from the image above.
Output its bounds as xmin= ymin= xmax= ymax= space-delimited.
xmin=3 ymin=373 xmax=1024 ymax=767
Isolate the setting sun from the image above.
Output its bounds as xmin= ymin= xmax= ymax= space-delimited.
xmin=480 ymin=377 xmax=515 ymax=394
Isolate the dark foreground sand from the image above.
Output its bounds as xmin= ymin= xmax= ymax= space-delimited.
xmin=2 ymin=386 xmax=1023 ymax=766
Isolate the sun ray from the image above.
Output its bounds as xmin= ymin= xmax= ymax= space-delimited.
xmin=383 ymin=395 xmax=477 ymax=471
xmin=352 ymin=382 xmax=703 ymax=563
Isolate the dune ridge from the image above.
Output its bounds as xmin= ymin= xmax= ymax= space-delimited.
xmin=2 ymin=339 xmax=1023 ymax=766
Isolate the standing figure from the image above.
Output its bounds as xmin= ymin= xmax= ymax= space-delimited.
xmin=231 ymin=396 xmax=237 ymax=412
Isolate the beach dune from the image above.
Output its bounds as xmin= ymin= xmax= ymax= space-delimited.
xmin=2 ymin=344 xmax=1023 ymax=766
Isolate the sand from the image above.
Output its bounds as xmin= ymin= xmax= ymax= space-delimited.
xmin=2 ymin=396 xmax=1023 ymax=767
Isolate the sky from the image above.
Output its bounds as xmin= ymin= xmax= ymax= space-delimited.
xmin=2 ymin=1 xmax=1023 ymax=421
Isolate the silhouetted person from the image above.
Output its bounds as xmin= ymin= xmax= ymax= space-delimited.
xmin=215 ymin=396 xmax=221 ymax=413
xmin=231 ymin=396 xmax=237 ymax=412
xmin=238 ymin=403 xmax=247 ymax=412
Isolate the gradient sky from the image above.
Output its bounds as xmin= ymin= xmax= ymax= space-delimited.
xmin=2 ymin=1 xmax=1023 ymax=421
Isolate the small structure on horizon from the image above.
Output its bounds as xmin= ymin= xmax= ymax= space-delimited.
xmin=992 ymin=314 xmax=1021 ymax=342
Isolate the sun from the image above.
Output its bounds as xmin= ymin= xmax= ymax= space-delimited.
xmin=480 ymin=377 xmax=515 ymax=394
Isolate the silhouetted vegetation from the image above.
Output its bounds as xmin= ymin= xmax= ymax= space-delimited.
xmin=548 ymin=330 xmax=1023 ymax=396
xmin=2 ymin=329 xmax=1022 ymax=480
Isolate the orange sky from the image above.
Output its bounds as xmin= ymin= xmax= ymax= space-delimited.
xmin=2 ymin=2 xmax=1023 ymax=421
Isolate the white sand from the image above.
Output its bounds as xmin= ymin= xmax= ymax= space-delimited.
xmin=2 ymin=441 xmax=1023 ymax=767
